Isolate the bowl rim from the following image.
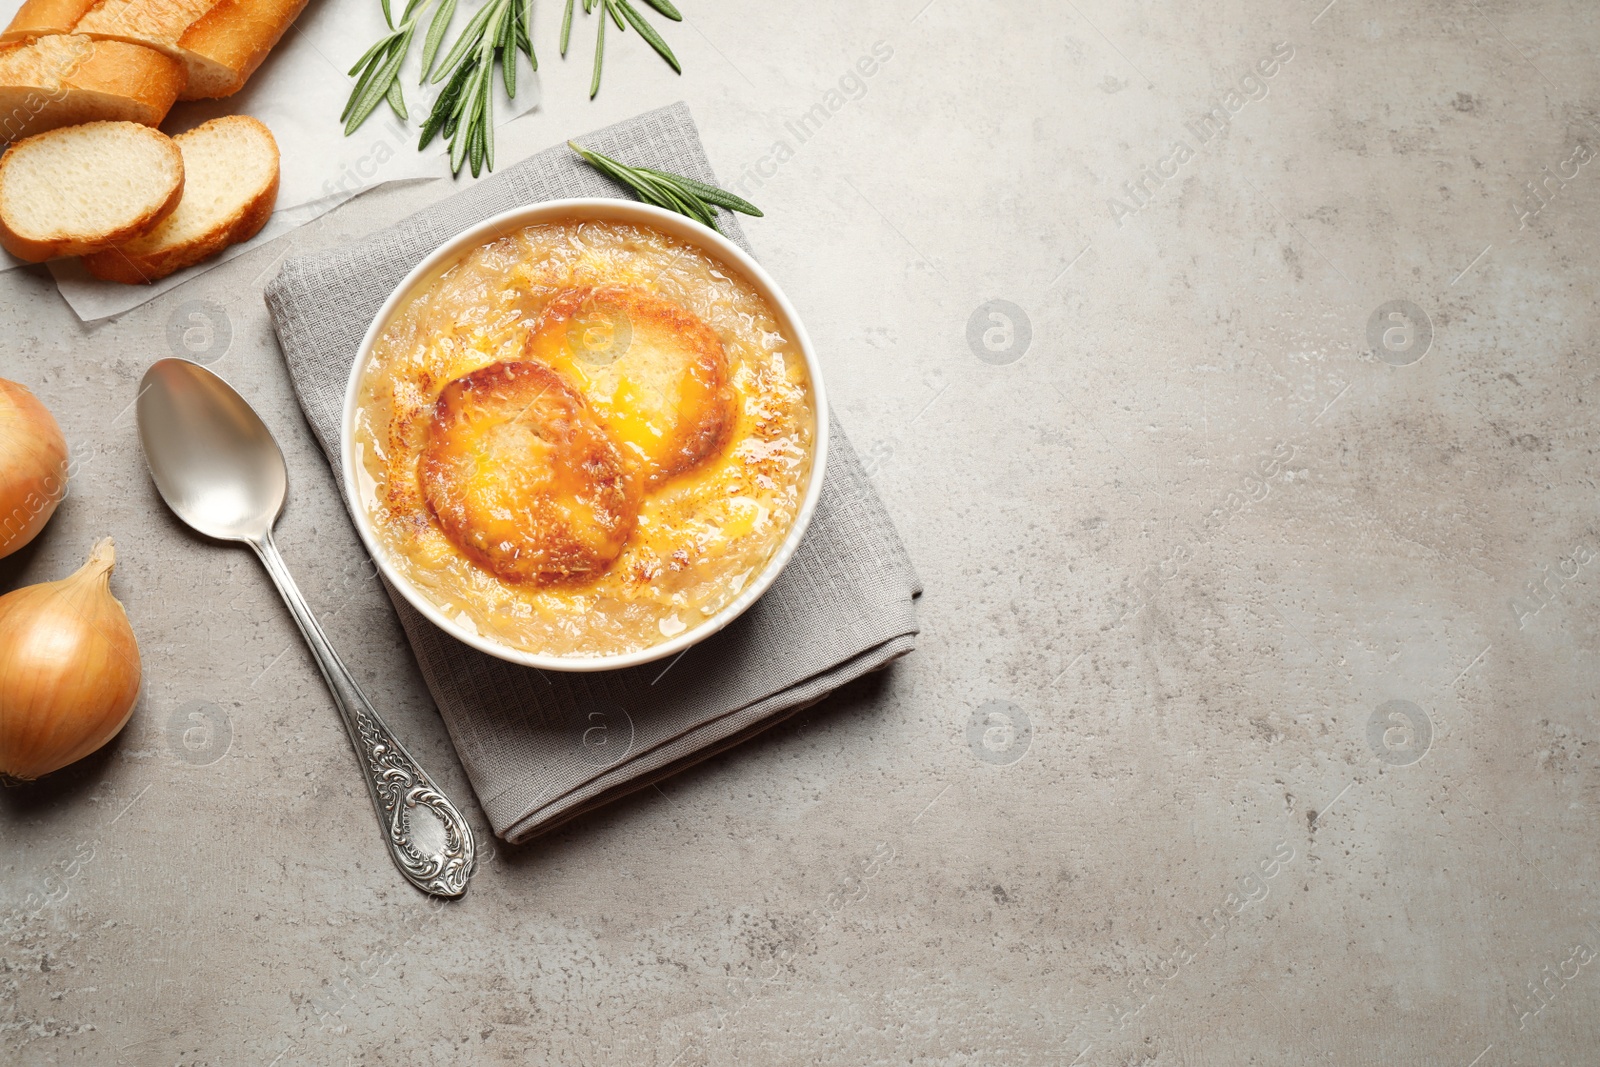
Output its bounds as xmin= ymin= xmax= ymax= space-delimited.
xmin=340 ymin=197 xmax=830 ymax=673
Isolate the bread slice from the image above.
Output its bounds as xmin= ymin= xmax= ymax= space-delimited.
xmin=0 ymin=119 xmax=183 ymax=261
xmin=0 ymin=34 xmax=184 ymax=142
xmin=174 ymin=0 xmax=307 ymax=99
xmin=83 ymin=114 xmax=277 ymax=283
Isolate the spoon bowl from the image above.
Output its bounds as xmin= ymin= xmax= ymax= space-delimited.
xmin=137 ymin=357 xmax=285 ymax=543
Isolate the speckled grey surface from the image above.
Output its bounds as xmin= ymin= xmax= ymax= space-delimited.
xmin=4 ymin=0 xmax=1600 ymax=1063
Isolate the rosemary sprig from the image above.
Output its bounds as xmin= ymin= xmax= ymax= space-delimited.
xmin=583 ymin=0 xmax=680 ymax=98
xmin=568 ymin=142 xmax=761 ymax=233
xmin=345 ymin=0 xmax=690 ymax=178
xmin=345 ymin=0 xmax=533 ymax=176
xmin=416 ymin=0 xmax=536 ymax=176
xmin=342 ymin=0 xmax=439 ymax=134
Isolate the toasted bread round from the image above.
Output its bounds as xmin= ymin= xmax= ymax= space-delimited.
xmin=0 ymin=119 xmax=181 ymax=261
xmin=523 ymin=286 xmax=736 ymax=487
xmin=82 ymin=113 xmax=277 ymax=283
xmin=421 ymin=361 xmax=641 ymax=586
xmin=0 ymin=35 xmax=184 ymax=143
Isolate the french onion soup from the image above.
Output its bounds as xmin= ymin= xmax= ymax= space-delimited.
xmin=352 ymin=219 xmax=816 ymax=658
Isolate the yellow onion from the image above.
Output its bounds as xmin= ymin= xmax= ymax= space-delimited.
xmin=0 ymin=377 xmax=69 ymax=560
xmin=0 ymin=538 xmax=141 ymax=782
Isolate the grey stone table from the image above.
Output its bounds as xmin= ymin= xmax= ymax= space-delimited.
xmin=4 ymin=2 xmax=1598 ymax=1064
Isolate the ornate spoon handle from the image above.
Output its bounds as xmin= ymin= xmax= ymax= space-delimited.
xmin=251 ymin=531 xmax=475 ymax=897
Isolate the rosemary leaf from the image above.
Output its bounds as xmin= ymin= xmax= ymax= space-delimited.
xmin=386 ymin=78 xmax=408 ymax=120
xmin=450 ymin=117 xmax=469 ymax=173
xmin=494 ymin=0 xmax=514 ymax=48
xmin=472 ymin=60 xmax=494 ymax=172
xmin=589 ymin=3 xmax=606 ymax=98
xmin=639 ymin=0 xmax=680 ymax=20
xmin=560 ymin=0 xmax=574 ymax=55
xmin=502 ymin=28 xmax=517 ymax=96
xmin=480 ymin=86 xmax=495 ymax=175
xmin=605 ymin=0 xmax=624 ymax=31
xmin=450 ymin=62 xmax=479 ymax=122
xmin=614 ymin=0 xmax=678 ymax=73
xmin=469 ymin=111 xmax=485 ymax=176
xmin=419 ymin=0 xmax=458 ymax=79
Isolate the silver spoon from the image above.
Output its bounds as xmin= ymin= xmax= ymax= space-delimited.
xmin=136 ymin=358 xmax=475 ymax=898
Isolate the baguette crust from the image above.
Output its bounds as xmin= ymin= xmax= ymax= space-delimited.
xmin=0 ymin=120 xmax=183 ymax=261
xmin=69 ymin=0 xmax=215 ymax=43
xmin=69 ymin=0 xmax=214 ymax=92
xmin=175 ymin=0 xmax=307 ymax=99
xmin=0 ymin=36 xmax=184 ymax=142
xmin=0 ymin=0 xmax=96 ymax=43
xmin=82 ymin=114 xmax=278 ymax=283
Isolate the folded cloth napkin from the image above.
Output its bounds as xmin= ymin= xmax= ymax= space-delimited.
xmin=264 ymin=102 xmax=920 ymax=843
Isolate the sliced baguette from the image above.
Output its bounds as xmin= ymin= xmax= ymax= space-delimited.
xmin=0 ymin=120 xmax=183 ymax=261
xmin=68 ymin=0 xmax=216 ymax=89
xmin=83 ymin=114 xmax=277 ymax=283
xmin=175 ymin=0 xmax=306 ymax=99
xmin=0 ymin=34 xmax=184 ymax=142
xmin=8 ymin=0 xmax=307 ymax=101
xmin=93 ymin=0 xmax=309 ymax=102
xmin=0 ymin=0 xmax=97 ymax=43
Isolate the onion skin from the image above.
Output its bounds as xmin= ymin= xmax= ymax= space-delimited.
xmin=0 ymin=378 xmax=69 ymax=560
xmin=0 ymin=538 xmax=141 ymax=782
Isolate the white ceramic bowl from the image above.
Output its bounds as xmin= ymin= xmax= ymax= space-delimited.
xmin=341 ymin=199 xmax=829 ymax=672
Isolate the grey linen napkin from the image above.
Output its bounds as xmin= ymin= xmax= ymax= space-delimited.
xmin=263 ymin=103 xmax=920 ymax=843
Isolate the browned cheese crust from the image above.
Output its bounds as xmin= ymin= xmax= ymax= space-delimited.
xmin=420 ymin=361 xmax=643 ymax=586
xmin=523 ymin=285 xmax=737 ymax=488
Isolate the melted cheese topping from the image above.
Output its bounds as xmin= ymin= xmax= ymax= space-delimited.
xmin=353 ymin=219 xmax=815 ymax=659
